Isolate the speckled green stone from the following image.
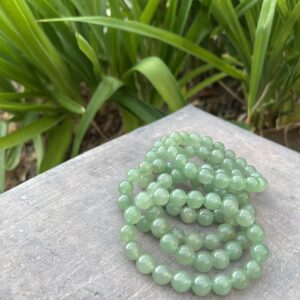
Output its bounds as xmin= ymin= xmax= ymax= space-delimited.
xmin=225 ymin=241 xmax=243 ymax=260
xmin=193 ymin=251 xmax=213 ymax=273
xmin=170 ymin=189 xmax=187 ymax=207
xmin=151 ymin=217 xmax=169 ymax=238
xmin=187 ymin=190 xmax=204 ymax=209
xmin=180 ymin=207 xmax=197 ymax=223
xmin=218 ymin=223 xmax=235 ymax=242
xmin=176 ymin=245 xmax=195 ymax=265
xmin=236 ymin=208 xmax=255 ymax=227
xmin=153 ymin=188 xmax=169 ymax=206
xmin=136 ymin=254 xmax=156 ymax=274
xmin=136 ymin=216 xmax=151 ymax=233
xmin=204 ymin=233 xmax=221 ymax=250
xmin=212 ymin=249 xmax=230 ymax=269
xmin=212 ymin=274 xmax=232 ymax=296
xmin=231 ymin=269 xmax=249 ymax=290
xmin=117 ymin=194 xmax=131 ymax=211
xmin=185 ymin=232 xmax=203 ymax=251
xmin=247 ymin=224 xmax=265 ymax=243
xmin=124 ymin=206 xmax=142 ymax=224
xmin=204 ymin=192 xmax=222 ymax=210
xmin=157 ymin=173 xmax=173 ymax=188
xmin=197 ymin=209 xmax=214 ymax=226
xmin=152 ymin=264 xmax=172 ymax=285
xmin=120 ymin=224 xmax=137 ymax=242
xmin=245 ymin=260 xmax=262 ymax=280
xmin=192 ymin=274 xmax=211 ymax=296
xmin=160 ymin=233 xmax=179 ymax=254
xmin=250 ymin=243 xmax=269 ymax=263
xmin=135 ymin=191 xmax=152 ymax=209
xmin=171 ymin=271 xmax=192 ymax=293
xmin=125 ymin=241 xmax=142 ymax=261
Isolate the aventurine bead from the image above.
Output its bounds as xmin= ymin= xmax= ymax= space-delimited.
xmin=171 ymin=169 xmax=185 ymax=184
xmin=171 ymin=271 xmax=192 ymax=293
xmin=127 ymin=168 xmax=140 ymax=182
xmin=137 ymin=175 xmax=151 ymax=189
xmin=124 ymin=206 xmax=142 ymax=224
xmin=213 ymin=172 xmax=230 ymax=189
xmin=231 ymin=168 xmax=242 ymax=176
xmin=175 ymin=153 xmax=188 ymax=169
xmin=256 ymin=177 xmax=268 ymax=192
xmin=118 ymin=180 xmax=133 ymax=195
xmin=120 ymin=224 xmax=137 ymax=242
xmin=213 ymin=141 xmax=225 ymax=150
xmin=218 ymin=224 xmax=235 ymax=242
xmin=136 ymin=254 xmax=156 ymax=274
xmin=170 ymin=189 xmax=187 ymax=207
xmin=157 ymin=146 xmax=167 ymax=159
xmin=197 ymin=209 xmax=214 ymax=226
xmin=250 ymin=243 xmax=269 ymax=263
xmin=139 ymin=161 xmax=152 ymax=175
xmin=176 ymin=245 xmax=195 ymax=265
xmin=187 ymin=190 xmax=204 ymax=209
xmin=146 ymin=206 xmax=165 ymax=221
xmin=194 ymin=251 xmax=213 ymax=273
xmin=245 ymin=176 xmax=259 ymax=192
xmin=236 ymin=208 xmax=255 ymax=227
xmin=201 ymin=136 xmax=213 ymax=148
xmin=212 ymin=274 xmax=232 ymax=296
xmin=185 ymin=145 xmax=195 ymax=157
xmin=125 ymin=241 xmax=142 ymax=261
xmin=236 ymin=231 xmax=250 ymax=250
xmin=209 ymin=149 xmax=224 ymax=164
xmin=237 ymin=191 xmax=250 ymax=206
xmin=221 ymin=196 xmax=238 ymax=217
xmin=152 ymin=264 xmax=172 ymax=285
xmin=204 ymin=192 xmax=221 ymax=210
xmin=224 ymin=241 xmax=243 ymax=260
xmin=245 ymin=260 xmax=262 ymax=280
xmin=243 ymin=203 xmax=256 ymax=216
xmin=192 ymin=274 xmax=211 ymax=296
xmin=183 ymin=162 xmax=198 ymax=179
xmin=225 ymin=149 xmax=235 ymax=159
xmin=231 ymin=269 xmax=249 ymax=290
xmin=230 ymin=175 xmax=246 ymax=191
xmin=204 ymin=233 xmax=221 ymax=250
xmin=153 ymin=188 xmax=169 ymax=206
xmin=198 ymin=168 xmax=214 ymax=185
xmin=236 ymin=157 xmax=247 ymax=168
xmin=222 ymin=158 xmax=234 ymax=171
xmin=135 ymin=192 xmax=152 ymax=209
xmin=212 ymin=249 xmax=230 ymax=269
xmin=180 ymin=207 xmax=197 ymax=223
xmin=160 ymin=233 xmax=179 ymax=253
xmin=185 ymin=232 xmax=203 ymax=251
xmin=152 ymin=158 xmax=166 ymax=173
xmin=157 ymin=173 xmax=173 ymax=188
xmin=151 ymin=217 xmax=169 ymax=238
xmin=166 ymin=202 xmax=181 ymax=216
xmin=117 ymin=194 xmax=131 ymax=211
xmin=247 ymin=224 xmax=265 ymax=243
xmin=190 ymin=133 xmax=201 ymax=146
xmin=147 ymin=182 xmax=160 ymax=193
xmin=170 ymin=227 xmax=185 ymax=244
xmin=136 ymin=216 xmax=151 ymax=233
xmin=197 ymin=146 xmax=210 ymax=160
xmin=213 ymin=209 xmax=225 ymax=223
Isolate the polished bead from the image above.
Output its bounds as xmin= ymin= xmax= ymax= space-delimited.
xmin=197 ymin=209 xmax=214 ymax=226
xmin=124 ymin=206 xmax=142 ymax=224
xmin=136 ymin=254 xmax=156 ymax=274
xmin=146 ymin=182 xmax=160 ymax=193
xmin=236 ymin=157 xmax=247 ymax=168
xmin=127 ymin=168 xmax=141 ymax=182
xmin=202 ymin=163 xmax=214 ymax=171
xmin=120 ymin=224 xmax=137 ymax=242
xmin=247 ymin=224 xmax=265 ymax=243
xmin=221 ymin=196 xmax=238 ymax=217
xmin=146 ymin=206 xmax=165 ymax=221
xmin=218 ymin=224 xmax=235 ymax=242
xmin=245 ymin=260 xmax=262 ymax=280
xmin=160 ymin=233 xmax=179 ymax=254
xmin=213 ymin=209 xmax=225 ymax=223
xmin=136 ymin=216 xmax=151 ymax=233
xmin=176 ymin=245 xmax=195 ymax=265
xmin=245 ymin=176 xmax=259 ymax=192
xmin=118 ymin=180 xmax=133 ymax=195
xmin=230 ymin=175 xmax=246 ymax=191
xmin=192 ymin=274 xmax=211 ymax=296
xmin=204 ymin=192 xmax=221 ymax=210
xmin=224 ymin=241 xmax=243 ymax=260
xmin=222 ymin=158 xmax=234 ymax=171
xmin=117 ymin=194 xmax=131 ymax=211
xmin=170 ymin=189 xmax=187 ymax=207
xmin=153 ymin=188 xmax=169 ymax=206
xmin=232 ymin=168 xmax=242 ymax=176
xmin=256 ymin=177 xmax=268 ymax=192
xmin=190 ymin=133 xmax=201 ymax=146
xmin=187 ymin=190 xmax=204 ymax=209
xmin=152 ymin=264 xmax=172 ymax=285
xmin=175 ymin=153 xmax=188 ymax=169
xmin=212 ymin=274 xmax=232 ymax=296
xmin=171 ymin=271 xmax=192 ymax=293
xmin=135 ymin=192 xmax=152 ymax=209
xmin=231 ymin=269 xmax=249 ymax=289
xmin=237 ymin=191 xmax=250 ymax=206
xmin=157 ymin=173 xmax=173 ymax=189
xmin=197 ymin=146 xmax=210 ymax=160
xmin=209 ymin=149 xmax=224 ymax=164
xmin=193 ymin=251 xmax=213 ymax=273
xmin=250 ymin=243 xmax=269 ymax=263
xmin=171 ymin=168 xmax=185 ymax=184
xmin=236 ymin=208 xmax=255 ymax=227
xmin=152 ymin=158 xmax=166 ymax=173
xmin=139 ymin=161 xmax=152 ymax=175
xmin=245 ymin=165 xmax=256 ymax=175
xmin=185 ymin=232 xmax=203 ymax=251
xmin=243 ymin=203 xmax=256 ymax=216
xmin=157 ymin=145 xmax=167 ymax=159
xmin=185 ymin=145 xmax=196 ymax=157
xmin=201 ymin=136 xmax=213 ymax=148
xmin=225 ymin=149 xmax=235 ymax=158
xmin=198 ymin=168 xmax=214 ymax=184
xmin=125 ymin=241 xmax=142 ymax=261
xmin=183 ymin=162 xmax=198 ymax=179
xmin=137 ymin=175 xmax=151 ymax=189
xmin=165 ymin=137 xmax=176 ymax=147
xmin=236 ymin=232 xmax=250 ymax=250
xmin=180 ymin=207 xmax=197 ymax=223
xmin=213 ymin=172 xmax=230 ymax=189
xmin=166 ymin=202 xmax=181 ymax=216
xmin=204 ymin=233 xmax=221 ymax=250
xmin=212 ymin=249 xmax=230 ymax=269
xmin=151 ymin=217 xmax=169 ymax=238
xmin=170 ymin=227 xmax=185 ymax=244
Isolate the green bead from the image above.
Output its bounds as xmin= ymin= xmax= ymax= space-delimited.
xmin=212 ymin=274 xmax=232 ymax=296
xmin=243 ymin=203 xmax=256 ymax=216
xmin=197 ymin=146 xmax=210 ymax=160
xmin=124 ymin=206 xmax=142 ymax=224
xmin=201 ymin=136 xmax=213 ymax=148
xmin=175 ymin=153 xmax=188 ymax=169
xmin=197 ymin=209 xmax=213 ymax=226
xmin=222 ymin=158 xmax=234 ymax=171
xmin=204 ymin=192 xmax=221 ymax=210
xmin=166 ymin=202 xmax=181 ymax=216
xmin=236 ymin=208 xmax=255 ymax=227
xmin=135 ymin=192 xmax=152 ymax=209
xmin=170 ymin=189 xmax=187 ymax=207
xmin=221 ymin=196 xmax=239 ymax=217
xmin=183 ymin=162 xmax=198 ymax=179
xmin=171 ymin=271 xmax=192 ymax=293
xmin=230 ymin=175 xmax=246 ymax=191
xmin=213 ymin=141 xmax=225 ymax=150
xmin=213 ymin=172 xmax=230 ymax=189
xmin=198 ymin=168 xmax=214 ymax=184
xmin=160 ymin=233 xmax=179 ymax=254
xmin=151 ymin=217 xmax=169 ymax=238
xmin=152 ymin=265 xmax=172 ymax=285
xmin=231 ymin=269 xmax=249 ymax=290
xmin=225 ymin=149 xmax=235 ymax=159
xmin=185 ymin=232 xmax=203 ymax=251
xmin=236 ymin=232 xmax=250 ymax=250
xmin=157 ymin=146 xmax=167 ymax=159
xmin=117 ymin=194 xmax=131 ymax=211
xmin=187 ymin=190 xmax=204 ymax=209
xmin=167 ymin=146 xmax=179 ymax=161
xmin=213 ymin=209 xmax=225 ymax=223
xmin=204 ymin=233 xmax=221 ymax=250
xmin=192 ymin=274 xmax=211 ymax=296
xmin=139 ymin=161 xmax=152 ymax=175
xmin=157 ymin=173 xmax=173 ymax=188
xmin=209 ymin=149 xmax=224 ymax=164
xmin=218 ymin=224 xmax=235 ymax=242
xmin=137 ymin=175 xmax=151 ymax=189
xmin=120 ymin=224 xmax=137 ymax=242
xmin=212 ymin=249 xmax=230 ymax=269
xmin=245 ymin=260 xmax=262 ymax=280
xmin=193 ymin=251 xmax=213 ymax=273
xmin=237 ymin=191 xmax=250 ymax=206
xmin=152 ymin=158 xmax=166 ymax=173
xmin=171 ymin=169 xmax=185 ymax=184
xmin=257 ymin=177 xmax=268 ymax=192
xmin=127 ymin=168 xmax=140 ymax=182
xmin=170 ymin=227 xmax=185 ymax=244
xmin=180 ymin=207 xmax=197 ymax=223
xmin=136 ymin=254 xmax=156 ymax=274
xmin=247 ymin=224 xmax=265 ymax=243
xmin=250 ymin=243 xmax=269 ymax=263
xmin=118 ymin=180 xmax=133 ymax=195
xmin=125 ymin=241 xmax=142 ymax=261
xmin=153 ymin=188 xmax=169 ymax=206
xmin=146 ymin=206 xmax=165 ymax=221
xmin=147 ymin=182 xmax=160 ymax=193
xmin=176 ymin=245 xmax=195 ymax=265
xmin=236 ymin=157 xmax=247 ymax=168
xmin=224 ymin=241 xmax=243 ymax=260
xmin=136 ymin=216 xmax=151 ymax=233
xmin=245 ymin=176 xmax=259 ymax=192
xmin=190 ymin=133 xmax=201 ymax=146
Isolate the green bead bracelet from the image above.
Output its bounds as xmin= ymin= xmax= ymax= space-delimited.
xmin=118 ymin=132 xmax=270 ymax=297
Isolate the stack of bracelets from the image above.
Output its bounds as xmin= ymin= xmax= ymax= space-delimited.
xmin=118 ymin=132 xmax=269 ymax=297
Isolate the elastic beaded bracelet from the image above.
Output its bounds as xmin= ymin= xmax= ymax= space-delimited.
xmin=118 ymin=132 xmax=269 ymax=297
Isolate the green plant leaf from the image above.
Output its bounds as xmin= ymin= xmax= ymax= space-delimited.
xmin=33 ymin=134 xmax=44 ymax=173
xmin=0 ymin=99 xmax=60 ymax=112
xmin=0 ymin=91 xmax=41 ymax=100
xmin=72 ymin=76 xmax=123 ymax=156
xmin=0 ymin=121 xmax=8 ymax=192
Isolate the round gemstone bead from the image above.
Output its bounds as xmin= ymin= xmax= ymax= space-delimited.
xmin=230 ymin=175 xmax=246 ymax=191
xmin=180 ymin=207 xmax=197 ymax=223
xmin=218 ymin=224 xmax=235 ymax=242
xmin=160 ymin=233 xmax=179 ymax=254
xmin=127 ymin=168 xmax=140 ymax=182
xmin=124 ymin=206 xmax=142 ymax=224
xmin=236 ymin=231 xmax=250 ymax=250
xmin=192 ymin=274 xmax=211 ymax=296
xmin=153 ymin=188 xmax=169 ymax=206
xmin=213 ymin=172 xmax=230 ymax=189
xmin=151 ymin=217 xmax=169 ymax=238
xmin=152 ymin=158 xmax=166 ymax=173
xmin=146 ymin=206 xmax=165 ymax=221
xmin=209 ymin=149 xmax=224 ymax=164
xmin=136 ymin=216 xmax=151 ymax=233
xmin=193 ymin=251 xmax=213 ymax=273
xmin=176 ymin=245 xmax=195 ymax=265
xmin=237 ymin=191 xmax=250 ymax=206
xmin=152 ymin=265 xmax=172 ymax=285
xmin=187 ymin=190 xmax=204 ymax=209
xmin=157 ymin=173 xmax=173 ymax=188
xmin=170 ymin=189 xmax=187 ymax=207
xmin=175 ymin=153 xmax=188 ymax=169
xmin=221 ymin=195 xmax=238 ymax=217
xmin=197 ymin=209 xmax=214 ymax=226
xmin=125 ymin=241 xmax=142 ymax=261
xmin=250 ymin=243 xmax=269 ymax=263
xmin=212 ymin=274 xmax=232 ymax=296
xmin=135 ymin=192 xmax=152 ymax=209
xmin=120 ymin=224 xmax=137 ymax=242
xmin=136 ymin=254 xmax=156 ymax=274
xmin=231 ymin=268 xmax=249 ymax=290
xmin=185 ymin=232 xmax=203 ymax=251
xmin=118 ymin=180 xmax=133 ymax=195
xmin=117 ymin=194 xmax=131 ymax=211
xmin=139 ymin=161 xmax=152 ymax=175
xmin=247 ymin=224 xmax=265 ymax=243
xmin=147 ymin=182 xmax=160 ymax=193
xmin=245 ymin=260 xmax=262 ymax=280
xmin=245 ymin=176 xmax=259 ymax=192
xmin=236 ymin=157 xmax=247 ymax=168
xmin=212 ymin=249 xmax=230 ymax=269
xmin=166 ymin=202 xmax=181 ymax=216
xmin=170 ymin=227 xmax=185 ymax=244
xmin=224 ymin=241 xmax=243 ymax=260
xmin=171 ymin=271 xmax=192 ymax=293
xmin=197 ymin=146 xmax=210 ymax=160
xmin=171 ymin=169 xmax=185 ymax=184
xmin=236 ymin=208 xmax=255 ymax=227
xmin=204 ymin=233 xmax=221 ymax=250
xmin=213 ymin=209 xmax=225 ymax=223
xmin=198 ymin=168 xmax=214 ymax=184
xmin=183 ymin=162 xmax=198 ymax=179
xmin=225 ymin=149 xmax=235 ymax=158
xmin=204 ymin=192 xmax=221 ymax=210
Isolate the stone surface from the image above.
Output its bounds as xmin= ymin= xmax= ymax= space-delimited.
xmin=0 ymin=105 xmax=299 ymax=299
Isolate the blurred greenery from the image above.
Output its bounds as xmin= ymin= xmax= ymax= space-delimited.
xmin=0 ymin=0 xmax=299 ymax=191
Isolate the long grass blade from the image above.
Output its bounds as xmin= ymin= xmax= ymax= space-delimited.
xmin=0 ymin=121 xmax=8 ymax=192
